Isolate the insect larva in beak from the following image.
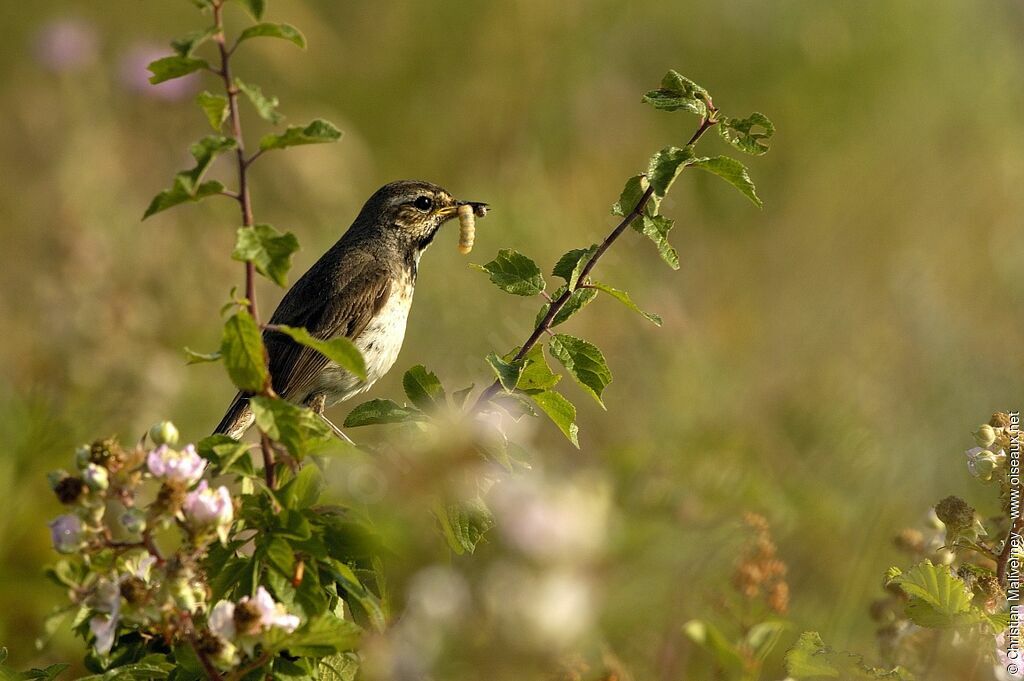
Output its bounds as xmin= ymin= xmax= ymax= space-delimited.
xmin=457 ymin=204 xmax=475 ymax=254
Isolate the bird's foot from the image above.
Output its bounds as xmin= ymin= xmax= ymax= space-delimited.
xmin=317 ymin=412 xmax=356 ymax=446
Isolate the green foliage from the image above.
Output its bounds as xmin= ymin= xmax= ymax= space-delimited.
xmin=786 ymin=632 xmax=915 ymax=680
xmin=234 ymin=0 xmax=266 ymax=20
xmin=689 ymin=156 xmax=763 ymax=208
xmin=588 ymin=282 xmax=662 ymax=325
xmin=171 ymin=27 xmax=217 ymax=58
xmin=402 ymin=365 xmax=446 ymax=411
xmin=648 ymin=145 xmax=696 ymax=197
xmin=471 ymin=249 xmax=546 ymax=296
xmin=272 ymin=325 xmax=367 ymax=381
xmin=237 ymin=22 xmax=307 ymax=49
xmin=885 ymin=560 xmax=988 ymax=629
xmin=536 ymin=286 xmax=599 ymax=328
xmin=548 ymin=334 xmax=612 ymax=408
xmin=436 ymin=497 xmax=495 ymax=555
xmin=259 ymin=119 xmax=342 ymax=151
xmin=196 ymin=91 xmax=229 ymax=130
xmin=719 ymin=112 xmax=775 ymax=156
xmin=220 ymin=308 xmax=268 ymax=393
xmin=250 ymin=396 xmax=332 ymax=456
xmin=552 ymin=245 xmax=598 ymax=289
xmin=634 ymin=214 xmax=679 ymax=270
xmin=236 ymin=79 xmax=283 ymax=124
xmin=525 ymin=388 xmax=579 ymax=447
xmin=344 ymin=399 xmax=422 ymax=427
xmin=143 ymin=136 xmax=236 ymax=219
xmin=232 ymin=223 xmax=300 ymax=287
xmin=642 ymin=69 xmax=709 ymax=117
xmin=486 ymin=353 xmax=523 ymax=391
xmin=146 ymin=56 xmax=208 ymax=84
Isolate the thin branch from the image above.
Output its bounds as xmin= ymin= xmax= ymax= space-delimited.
xmin=471 ymin=109 xmax=718 ymax=412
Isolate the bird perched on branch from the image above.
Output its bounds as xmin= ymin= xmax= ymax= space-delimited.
xmin=214 ymin=179 xmax=488 ymax=440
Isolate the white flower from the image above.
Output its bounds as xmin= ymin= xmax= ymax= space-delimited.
xmin=207 ymin=588 xmax=300 ymax=657
xmin=48 ymin=514 xmax=84 ymax=554
xmin=89 ymin=578 xmax=122 ymax=655
xmin=248 ymin=586 xmax=300 ymax=633
xmin=966 ymin=447 xmax=1003 ymax=482
xmin=183 ymin=481 xmax=234 ymax=543
xmin=208 ymin=600 xmax=237 ymax=641
xmin=147 ymin=444 xmax=207 ymax=486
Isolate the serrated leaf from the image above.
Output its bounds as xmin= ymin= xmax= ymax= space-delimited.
xmin=143 ymin=180 xmax=223 ymax=219
xmin=885 ymin=560 xmax=979 ymax=629
xmin=250 ymin=396 xmax=333 ymax=457
xmin=262 ymin=535 xmax=295 ymax=576
xmin=402 ymin=365 xmax=446 ymax=411
xmin=271 ymin=325 xmax=367 ymax=381
xmin=231 ymin=223 xmax=299 ymax=287
xmin=221 ymin=309 xmax=268 ymax=393
xmin=493 ymin=392 xmax=537 ymax=420
xmin=526 ymin=389 xmax=579 ymax=447
xmin=786 ymin=631 xmax=915 ymax=680
xmin=197 ymin=434 xmax=251 ymax=473
xmin=634 ymin=214 xmax=679 ymax=269
xmin=77 ymin=661 xmax=175 ymax=681
xmin=611 ymin=174 xmax=658 ymax=218
xmin=486 ymin=353 xmax=522 ymax=391
xmin=196 ymin=91 xmax=229 ymax=130
xmin=548 ymin=334 xmax=612 ymax=408
xmin=552 ymin=245 xmax=598 ymax=289
xmin=719 ymin=112 xmax=775 ymax=156
xmin=552 ymin=287 xmax=598 ymax=326
xmin=235 ymin=79 xmax=282 ymax=124
xmin=343 ymin=399 xmax=422 ymax=427
xmin=147 ymin=56 xmax=208 ymax=84
xmin=171 ymin=26 xmax=218 ymax=57
xmin=690 ymin=156 xmax=762 ymax=208
xmin=280 ymin=464 xmax=324 ymax=509
xmin=514 ymin=344 xmax=561 ymax=391
xmin=589 ymin=282 xmax=662 ymax=325
xmin=648 ymin=145 xmax=696 ymax=197
xmin=234 ymin=0 xmax=265 ymax=20
xmin=143 ymin=135 xmax=235 ymax=219
xmin=471 ymin=249 xmax=545 ymax=296
xmin=184 ymin=347 xmax=222 ymax=364
xmin=265 ymin=614 xmax=361 ymax=656
xmin=237 ymin=22 xmax=306 ymax=49
xmin=436 ymin=497 xmax=494 ymax=555
xmin=642 ymin=70 xmax=709 ymax=117
xmin=259 ymin=119 xmax=342 ymax=151
xmin=318 ymin=653 xmax=359 ymax=681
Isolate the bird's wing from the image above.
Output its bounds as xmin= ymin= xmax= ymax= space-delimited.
xmin=264 ymin=249 xmax=393 ymax=401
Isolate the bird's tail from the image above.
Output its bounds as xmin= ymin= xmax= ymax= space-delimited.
xmin=214 ymin=392 xmax=255 ymax=439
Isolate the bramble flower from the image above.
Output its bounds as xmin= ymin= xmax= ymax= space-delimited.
xmin=88 ymin=578 xmax=121 ymax=655
xmin=965 ymin=447 xmax=1002 ymax=482
xmin=208 ymin=588 xmax=300 ymax=656
xmin=183 ymin=481 xmax=234 ymax=543
xmin=48 ymin=514 xmax=84 ymax=553
xmin=147 ymin=444 xmax=206 ymax=486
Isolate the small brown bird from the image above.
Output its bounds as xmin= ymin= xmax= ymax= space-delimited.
xmin=215 ymin=180 xmax=488 ymax=439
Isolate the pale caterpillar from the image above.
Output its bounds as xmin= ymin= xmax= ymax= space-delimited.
xmin=457 ymin=202 xmax=488 ymax=254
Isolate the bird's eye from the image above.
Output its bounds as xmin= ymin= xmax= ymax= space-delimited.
xmin=413 ymin=196 xmax=433 ymax=212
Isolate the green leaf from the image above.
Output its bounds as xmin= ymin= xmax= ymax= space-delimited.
xmin=633 ymin=214 xmax=679 ymax=270
xmin=885 ymin=560 xmax=980 ymax=628
xmin=689 ymin=156 xmax=762 ymax=208
xmin=250 ymin=396 xmax=333 ymax=457
xmin=526 ymin=389 xmax=579 ymax=447
xmin=272 ymin=325 xmax=366 ymax=380
xmin=220 ymin=309 xmax=268 ymax=393
xmin=470 ymin=249 xmax=545 ymax=296
xmin=786 ymin=632 xmax=915 ymax=680
xmin=231 ymin=224 xmax=299 ymax=288
xmin=514 ymin=344 xmax=561 ymax=391
xmin=237 ymin=22 xmax=306 ymax=49
xmin=280 ymin=464 xmax=324 ymax=509
xmin=147 ymin=56 xmax=208 ymax=84
xmin=552 ymin=245 xmax=598 ymax=289
xmin=544 ymin=286 xmax=598 ymax=327
xmin=234 ymin=0 xmax=266 ymax=20
xmin=318 ymin=653 xmax=359 ymax=681
xmin=402 ymin=365 xmax=446 ymax=411
xmin=259 ymin=119 xmax=342 ymax=151
xmin=171 ymin=27 xmax=218 ymax=57
xmin=648 ymin=145 xmax=696 ymax=197
xmin=486 ymin=353 xmax=522 ymax=391
xmin=235 ymin=79 xmax=282 ymax=124
xmin=266 ymin=614 xmax=361 ymax=656
xmin=451 ymin=385 xmax=474 ymax=409
xmin=548 ymin=334 xmax=612 ymax=408
xmin=261 ymin=535 xmax=295 ymax=576
xmin=143 ymin=135 xmax=236 ymax=219
xmin=611 ymin=174 xmax=657 ymax=218
xmin=77 ymin=659 xmax=175 ymax=681
xmin=719 ymin=112 xmax=775 ymax=156
xmin=321 ymin=560 xmax=386 ymax=632
xmin=642 ymin=70 xmax=709 ymax=117
xmin=196 ymin=91 xmax=229 ymax=131
xmin=19 ymin=663 xmax=70 ymax=681
xmin=184 ymin=347 xmax=222 ymax=364
xmin=746 ymin=619 xmax=790 ymax=662
xmin=589 ymin=282 xmax=662 ymax=326
xmin=197 ymin=434 xmax=251 ymax=472
xmin=682 ymin=620 xmax=745 ymax=675
xmin=436 ymin=497 xmax=495 ymax=555
xmin=344 ymin=399 xmax=422 ymax=427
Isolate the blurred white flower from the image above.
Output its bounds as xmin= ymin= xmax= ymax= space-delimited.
xmin=407 ymin=565 xmax=470 ymax=623
xmin=208 ymin=600 xmax=237 ymax=641
xmin=48 ymin=514 xmax=84 ymax=554
xmin=249 ymin=586 xmax=301 ymax=633
xmin=965 ymin=447 xmax=1002 ymax=483
xmin=492 ymin=473 xmax=610 ymax=563
xmin=183 ymin=481 xmax=233 ymax=543
xmin=209 ymin=587 xmax=300 ymax=657
xmin=33 ymin=18 xmax=98 ymax=73
xmin=148 ymin=444 xmax=207 ymax=486
xmin=524 ymin=571 xmax=592 ymax=646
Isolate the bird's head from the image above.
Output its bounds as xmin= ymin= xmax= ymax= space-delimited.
xmin=358 ymin=179 xmax=487 ymax=253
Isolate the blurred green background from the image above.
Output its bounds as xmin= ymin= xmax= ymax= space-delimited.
xmin=2 ymin=0 xmax=1023 ymax=677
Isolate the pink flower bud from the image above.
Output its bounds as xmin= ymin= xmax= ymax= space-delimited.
xmin=147 ymin=444 xmax=206 ymax=486
xmin=183 ymin=481 xmax=234 ymax=544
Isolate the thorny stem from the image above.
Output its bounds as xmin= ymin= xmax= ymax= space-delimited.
xmin=212 ymin=0 xmax=278 ymax=488
xmin=472 ymin=104 xmax=718 ymax=412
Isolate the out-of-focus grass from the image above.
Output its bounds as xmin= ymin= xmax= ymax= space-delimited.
xmin=2 ymin=0 xmax=1023 ymax=676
